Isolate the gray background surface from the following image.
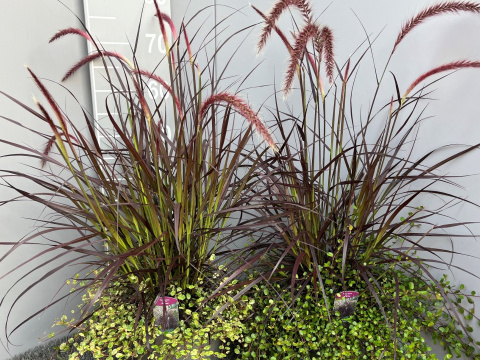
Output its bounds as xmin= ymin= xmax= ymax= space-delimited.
xmin=1 ymin=0 xmax=480 ymax=358
xmin=0 ymin=1 xmax=91 ymax=358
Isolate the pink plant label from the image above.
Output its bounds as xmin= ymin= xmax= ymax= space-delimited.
xmin=334 ymin=291 xmax=360 ymax=319
xmin=335 ymin=291 xmax=359 ymax=299
xmin=156 ymin=296 xmax=178 ymax=306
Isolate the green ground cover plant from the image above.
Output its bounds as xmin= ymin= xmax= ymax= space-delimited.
xmin=240 ymin=265 xmax=477 ymax=359
xmin=57 ymin=273 xmax=251 ymax=360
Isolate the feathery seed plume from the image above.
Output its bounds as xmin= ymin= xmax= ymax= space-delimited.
xmin=284 ymin=23 xmax=320 ymax=97
xmin=28 ymin=68 xmax=69 ymax=136
xmin=251 ymin=4 xmax=293 ymax=54
xmin=42 ymin=135 xmax=57 ymax=166
xmin=200 ymin=92 xmax=278 ymax=152
xmin=402 ymin=60 xmax=480 ymax=102
xmin=394 ymin=1 xmax=480 ymax=51
xmin=154 ymin=12 xmax=177 ymax=41
xmin=318 ymin=26 xmax=335 ymax=84
xmin=62 ymin=51 xmax=131 ymax=81
xmin=153 ymin=0 xmax=170 ymax=57
xmin=257 ymin=0 xmax=312 ymax=53
xmin=49 ymin=28 xmax=93 ymax=44
xmin=32 ymin=97 xmax=66 ymax=167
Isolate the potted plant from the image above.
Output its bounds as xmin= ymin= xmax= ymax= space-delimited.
xmin=235 ymin=1 xmax=480 ymax=358
xmin=0 ymin=1 xmax=274 ymax=358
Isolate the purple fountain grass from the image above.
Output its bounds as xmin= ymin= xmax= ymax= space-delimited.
xmin=49 ymin=28 xmax=93 ymax=44
xmin=394 ymin=1 xmax=480 ymax=51
xmin=283 ymin=23 xmax=321 ymax=96
xmin=248 ymin=2 xmax=480 ymax=356
xmin=134 ymin=69 xmax=183 ymax=118
xmin=200 ymin=92 xmax=278 ymax=152
xmin=256 ymin=0 xmax=312 ymax=53
xmin=402 ymin=60 xmax=480 ymax=102
xmin=62 ymin=51 xmax=132 ymax=81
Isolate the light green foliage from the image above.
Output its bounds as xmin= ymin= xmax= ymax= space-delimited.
xmin=240 ymin=266 xmax=479 ymax=359
xmin=56 ymin=278 xmax=253 ymax=360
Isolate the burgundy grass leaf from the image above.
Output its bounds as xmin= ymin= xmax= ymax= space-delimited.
xmin=394 ymin=1 xmax=480 ymax=50
xmin=257 ymin=0 xmax=312 ymax=53
xmin=133 ymin=69 xmax=183 ymax=118
xmin=62 ymin=51 xmax=130 ymax=81
xmin=284 ymin=23 xmax=320 ymax=96
xmin=200 ymin=92 xmax=278 ymax=152
xmin=49 ymin=28 xmax=93 ymax=44
xmin=403 ymin=60 xmax=480 ymax=99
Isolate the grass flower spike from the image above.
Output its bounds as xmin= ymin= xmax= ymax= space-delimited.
xmin=284 ymin=23 xmax=321 ymax=96
xmin=402 ymin=60 xmax=480 ymax=102
xmin=200 ymin=92 xmax=278 ymax=152
xmin=394 ymin=1 xmax=480 ymax=51
xmin=257 ymin=0 xmax=312 ymax=53
xmin=319 ymin=26 xmax=335 ymax=83
xmin=154 ymin=12 xmax=177 ymax=41
xmin=49 ymin=28 xmax=93 ymax=44
xmin=62 ymin=51 xmax=132 ymax=81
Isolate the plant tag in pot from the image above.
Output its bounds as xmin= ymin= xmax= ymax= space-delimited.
xmin=153 ymin=296 xmax=179 ymax=331
xmin=334 ymin=291 xmax=359 ymax=319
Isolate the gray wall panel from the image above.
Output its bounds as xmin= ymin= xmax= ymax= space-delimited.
xmin=0 ymin=1 xmax=90 ymax=358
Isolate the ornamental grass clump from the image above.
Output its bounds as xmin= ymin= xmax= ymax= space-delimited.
xmin=243 ymin=0 xmax=480 ymax=357
xmin=0 ymin=0 xmax=274 ymax=352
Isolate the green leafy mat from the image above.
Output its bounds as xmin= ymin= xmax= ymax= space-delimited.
xmin=9 ymin=337 xmax=93 ymax=360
